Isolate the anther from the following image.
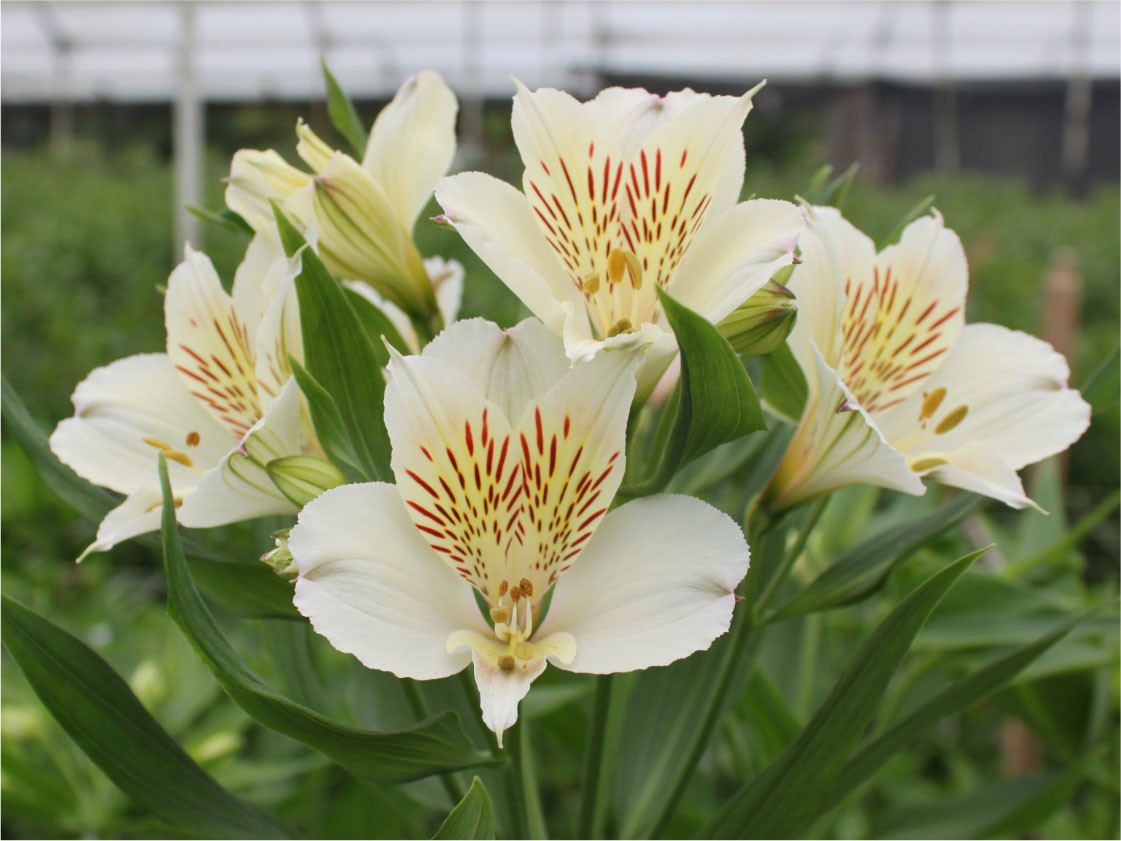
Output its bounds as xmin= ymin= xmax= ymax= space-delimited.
xmin=919 ymin=387 xmax=947 ymax=421
xmin=606 ymin=248 xmax=642 ymax=288
xmin=509 ymin=585 xmax=523 ymax=601
xmin=583 ymin=274 xmax=600 ymax=295
xmin=519 ymin=578 xmax=534 ymax=598
xmin=911 ymin=456 xmax=948 ymax=472
xmin=498 ymin=580 xmax=509 ymax=598
xmin=498 ymin=655 xmax=516 ymax=672
xmin=514 ymin=641 xmax=533 ymax=660
xmin=935 ymin=405 xmax=968 ymax=435
xmin=186 ymin=431 xmax=201 ymax=447
xmin=490 ymin=605 xmax=510 ymax=625
xmin=606 ymin=319 xmax=633 ymax=338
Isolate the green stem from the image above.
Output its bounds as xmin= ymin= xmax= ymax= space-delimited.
xmin=754 ymin=497 xmax=829 ymax=621
xmin=647 ymin=497 xmax=829 ymax=838
xmin=506 ymin=720 xmax=548 ymax=839
xmin=578 ymin=675 xmax=614 ymax=838
xmin=402 ymin=679 xmax=465 ymax=804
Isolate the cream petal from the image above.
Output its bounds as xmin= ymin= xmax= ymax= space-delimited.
xmin=346 ymin=280 xmax=421 ymax=352
xmin=506 ymin=345 xmax=641 ymax=594
xmin=460 ymin=642 xmax=546 ymax=749
xmin=384 ymin=346 xmax=522 ymax=599
xmin=767 ymin=342 xmax=925 ymax=511
xmin=435 ymin=171 xmax=584 ymax=336
xmin=425 ymin=256 xmax=465 ymax=328
xmin=536 ymin=494 xmax=748 ymax=674
xmin=422 ymin=317 xmax=569 ymax=424
xmin=177 ymin=377 xmax=303 ymax=528
xmin=787 ymin=205 xmax=877 ymax=370
xmin=50 ymin=354 xmax=232 ymax=497
xmin=668 ymin=199 xmax=802 ymax=325
xmin=77 ymin=488 xmax=166 ymax=561
xmin=166 ymin=247 xmax=263 ymax=439
xmin=840 ymin=211 xmax=968 ymax=413
xmin=920 ymin=443 xmax=1037 ymax=510
xmin=225 ymin=149 xmax=312 ymax=235
xmin=878 ymin=323 xmax=1090 ymax=489
xmin=251 ymin=252 xmax=304 ymax=413
xmin=362 ymin=71 xmax=458 ymax=230
xmin=290 ymin=482 xmax=485 ymax=680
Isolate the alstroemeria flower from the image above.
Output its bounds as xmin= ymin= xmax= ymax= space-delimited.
xmin=50 ymin=237 xmax=313 ymax=558
xmin=225 ymin=71 xmax=457 ymax=322
xmin=435 ymin=82 xmax=803 ymax=383
xmin=290 ymin=318 xmax=749 ymax=745
xmin=766 ymin=207 xmax=1091 ymax=511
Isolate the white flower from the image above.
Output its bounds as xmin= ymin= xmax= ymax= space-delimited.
xmin=434 ymin=82 xmax=803 ymax=385
xmin=289 ymin=318 xmax=750 ymax=745
xmin=766 ymin=207 xmax=1091 ymax=511
xmin=225 ymin=71 xmax=458 ymax=321
xmin=50 ymin=237 xmax=312 ymax=558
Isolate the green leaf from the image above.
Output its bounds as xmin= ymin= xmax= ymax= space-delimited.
xmin=759 ymin=341 xmax=807 ymax=422
xmin=1080 ymin=343 xmax=1119 ymax=412
xmin=275 ymin=209 xmax=393 ymax=482
xmin=768 ymin=494 xmax=984 ymax=621
xmin=815 ymin=611 xmax=1091 ymax=827
xmin=1005 ymin=488 xmax=1121 ymax=576
xmin=188 ymin=558 xmax=300 ymax=620
xmin=345 ymin=286 xmax=411 ymax=357
xmin=186 ymin=204 xmax=254 ymax=238
xmin=701 ymin=548 xmax=984 ymax=839
xmin=1 ymin=375 xmax=119 ymax=523
xmin=880 ymin=194 xmax=937 ymax=248
xmin=806 ymin=162 xmax=858 ymax=209
xmin=623 ymin=289 xmax=766 ymax=495
xmin=1 ymin=596 xmax=295 ymax=839
xmin=321 ymin=58 xmax=368 ymax=159
xmin=289 ymin=360 xmax=366 ymax=483
xmin=432 ymin=777 xmax=496 ymax=840
xmin=157 ymin=456 xmax=498 ymax=783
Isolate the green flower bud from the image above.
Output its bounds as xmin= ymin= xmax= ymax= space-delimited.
xmin=717 ymin=275 xmax=798 ymax=356
xmin=266 ymin=455 xmax=347 ymax=508
xmin=261 ymin=528 xmax=297 ymax=578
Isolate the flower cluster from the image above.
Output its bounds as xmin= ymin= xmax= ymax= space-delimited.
xmin=50 ymin=71 xmax=1090 ymax=745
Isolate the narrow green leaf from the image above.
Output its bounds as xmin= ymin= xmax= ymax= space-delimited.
xmin=158 ymin=457 xmax=498 ymax=783
xmin=1006 ymin=489 xmax=1121 ymax=576
xmin=188 ymin=558 xmax=300 ymax=620
xmin=345 ymin=286 xmax=411 ymax=357
xmin=880 ymin=194 xmax=937 ymax=248
xmin=321 ymin=58 xmax=368 ymax=159
xmin=1 ymin=596 xmax=295 ymax=839
xmin=814 ymin=611 xmax=1091 ymax=828
xmin=1 ymin=375 xmax=119 ymax=522
xmin=186 ymin=204 xmax=253 ymax=237
xmin=702 ymin=548 xmax=985 ymax=839
xmin=432 ymin=777 xmax=497 ymax=840
xmin=274 ymin=209 xmax=393 ymax=482
xmin=623 ymin=289 xmax=766 ymax=495
xmin=289 ymin=360 xmax=367 ymax=483
xmin=759 ymin=341 xmax=807 ymax=422
xmin=1080 ymin=344 xmax=1119 ymax=412
xmin=768 ymin=494 xmax=984 ymax=621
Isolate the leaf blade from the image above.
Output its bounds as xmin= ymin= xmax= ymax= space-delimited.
xmin=1 ymin=596 xmax=295 ymax=839
xmin=432 ymin=777 xmax=497 ymax=840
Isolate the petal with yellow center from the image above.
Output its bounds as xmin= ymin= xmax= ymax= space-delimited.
xmin=166 ymin=247 xmax=263 ymax=440
xmin=839 ymin=212 xmax=967 ymax=413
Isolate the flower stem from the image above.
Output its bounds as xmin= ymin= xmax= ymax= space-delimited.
xmin=402 ymin=678 xmax=465 ymax=804
xmin=646 ymin=497 xmax=828 ymax=837
xmin=578 ymin=674 xmax=614 ymax=838
xmin=506 ymin=720 xmax=548 ymax=839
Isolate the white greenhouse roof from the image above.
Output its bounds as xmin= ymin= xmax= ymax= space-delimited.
xmin=2 ymin=0 xmax=1119 ymax=104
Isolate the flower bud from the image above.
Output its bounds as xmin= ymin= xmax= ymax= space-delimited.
xmin=261 ymin=528 xmax=297 ymax=577
xmin=225 ymin=149 xmax=312 ymax=234
xmin=305 ymin=155 xmax=436 ymax=319
xmin=266 ymin=455 xmax=347 ymax=507
xmin=717 ymin=274 xmax=798 ymax=356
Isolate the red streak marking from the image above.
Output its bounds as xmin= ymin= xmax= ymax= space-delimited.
xmin=175 ymin=365 xmax=209 ymax=386
xmin=407 ymin=500 xmax=446 ymax=525
xmin=680 ymin=148 xmax=688 ymax=166
xmin=640 ymin=151 xmax=650 ymax=195
xmin=577 ymin=508 xmax=606 ymax=531
xmin=563 ymin=415 xmax=571 ymax=439
xmin=421 ymin=445 xmax=433 ymax=462
xmin=533 ymin=207 xmax=559 ymax=237
xmin=911 ymin=332 xmax=941 ymax=355
xmin=464 ymin=420 xmax=474 ymax=455
xmin=602 ymin=158 xmax=611 ymax=203
xmin=535 ymin=408 xmax=544 ymax=454
xmin=540 ymin=159 xmax=550 ymax=175
xmin=406 ymin=470 xmax=439 ymax=499
xmin=611 ymin=162 xmax=624 ymax=200
xmin=559 ymin=158 xmax=578 ymax=201
xmin=415 ymin=524 xmax=444 ymax=539
xmin=655 ymin=148 xmax=662 ymax=191
xmin=914 ymin=300 xmax=938 ymax=325
xmin=549 ymin=437 xmax=557 ymax=475
xmin=496 ymin=438 xmax=510 ymax=479
xmin=446 ymin=448 xmax=459 ymax=471
xmin=929 ymin=307 xmax=960 ymax=330
xmin=682 ymin=173 xmax=697 ymax=204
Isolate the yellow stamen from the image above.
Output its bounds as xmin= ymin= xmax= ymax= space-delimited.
xmin=519 ymin=578 xmax=534 ymax=598
xmin=142 ymin=436 xmax=194 ymax=467
xmin=490 ymin=605 xmax=510 ymax=625
xmin=186 ymin=431 xmax=201 ymax=447
xmin=935 ymin=405 xmax=968 ymax=435
xmin=498 ymin=580 xmax=509 ymax=598
xmin=582 ymin=274 xmax=600 ymax=295
xmin=911 ymin=456 xmax=948 ymax=472
xmin=919 ymin=387 xmax=947 ymax=420
xmin=514 ymin=641 xmax=533 ymax=660
xmin=606 ymin=319 xmax=634 ymax=338
xmin=606 ymin=248 xmax=643 ymax=289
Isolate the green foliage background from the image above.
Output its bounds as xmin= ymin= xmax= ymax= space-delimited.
xmin=2 ymin=107 xmax=1118 ymax=839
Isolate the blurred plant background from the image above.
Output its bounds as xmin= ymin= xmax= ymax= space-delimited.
xmin=2 ymin=1 xmax=1118 ymax=838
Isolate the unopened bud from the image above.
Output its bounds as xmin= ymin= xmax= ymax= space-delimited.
xmin=717 ymin=275 xmax=797 ymax=356
xmin=309 ymin=155 xmax=436 ymax=319
xmin=266 ymin=456 xmax=347 ymax=507
xmin=261 ymin=528 xmax=297 ymax=577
